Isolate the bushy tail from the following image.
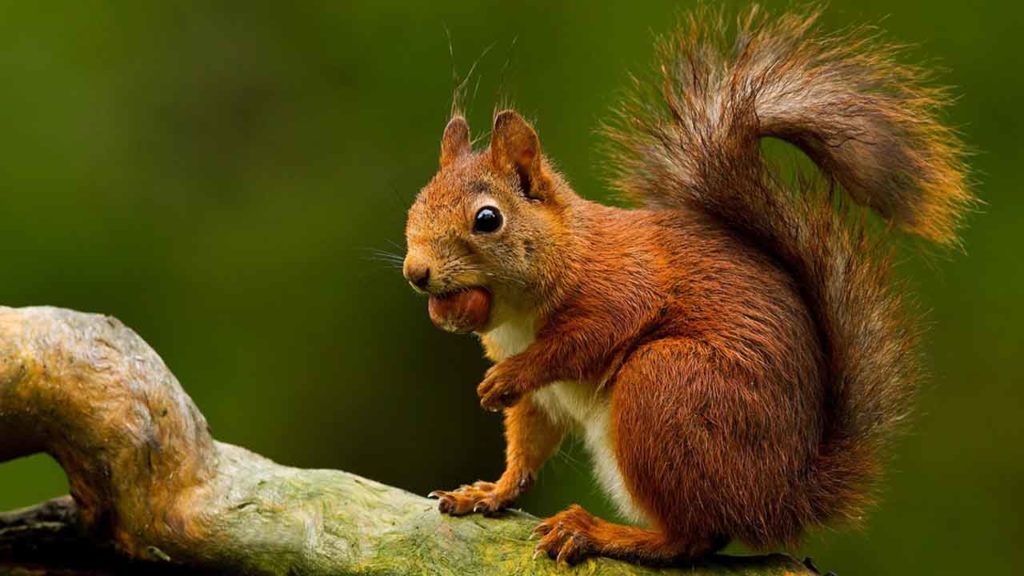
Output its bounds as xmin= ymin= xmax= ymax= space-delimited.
xmin=607 ymin=7 xmax=972 ymax=526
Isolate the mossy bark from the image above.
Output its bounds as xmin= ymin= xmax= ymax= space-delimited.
xmin=0 ymin=307 xmax=817 ymax=575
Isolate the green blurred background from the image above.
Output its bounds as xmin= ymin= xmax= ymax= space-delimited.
xmin=0 ymin=1 xmax=1019 ymax=573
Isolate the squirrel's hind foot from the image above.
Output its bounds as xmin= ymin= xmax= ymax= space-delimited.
xmin=532 ymin=504 xmax=723 ymax=566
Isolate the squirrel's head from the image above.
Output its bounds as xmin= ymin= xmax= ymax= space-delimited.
xmin=404 ymin=110 xmax=574 ymax=334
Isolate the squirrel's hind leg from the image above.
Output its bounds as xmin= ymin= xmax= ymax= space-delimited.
xmin=532 ymin=504 xmax=723 ymax=565
xmin=609 ymin=336 xmax=815 ymax=557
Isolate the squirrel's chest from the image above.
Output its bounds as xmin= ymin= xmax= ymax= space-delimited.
xmin=483 ymin=319 xmax=645 ymax=524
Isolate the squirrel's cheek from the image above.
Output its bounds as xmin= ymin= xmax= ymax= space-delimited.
xmin=428 ymin=287 xmax=492 ymax=334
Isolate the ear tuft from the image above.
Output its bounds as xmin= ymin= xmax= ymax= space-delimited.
xmin=490 ymin=110 xmax=550 ymax=200
xmin=440 ymin=116 xmax=471 ymax=168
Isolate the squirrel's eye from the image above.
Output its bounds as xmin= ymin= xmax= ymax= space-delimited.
xmin=473 ymin=206 xmax=503 ymax=234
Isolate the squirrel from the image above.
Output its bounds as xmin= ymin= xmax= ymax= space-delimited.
xmin=402 ymin=7 xmax=972 ymax=566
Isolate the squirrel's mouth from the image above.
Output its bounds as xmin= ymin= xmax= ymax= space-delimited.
xmin=427 ymin=287 xmax=492 ymax=334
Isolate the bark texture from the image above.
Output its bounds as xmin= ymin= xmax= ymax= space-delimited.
xmin=0 ymin=306 xmax=818 ymax=575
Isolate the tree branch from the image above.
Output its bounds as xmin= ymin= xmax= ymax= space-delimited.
xmin=0 ymin=307 xmax=817 ymax=575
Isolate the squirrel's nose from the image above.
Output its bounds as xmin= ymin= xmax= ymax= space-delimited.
xmin=404 ymin=261 xmax=431 ymax=290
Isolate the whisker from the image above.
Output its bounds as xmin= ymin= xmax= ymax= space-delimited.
xmin=363 ymin=258 xmax=404 ymax=270
xmin=364 ymin=253 xmax=405 ymax=265
xmin=359 ymin=246 xmax=407 ymax=270
xmin=483 ymin=270 xmax=528 ymax=288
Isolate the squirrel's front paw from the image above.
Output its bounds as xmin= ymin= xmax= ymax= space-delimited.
xmin=477 ymin=362 xmax=533 ymax=412
xmin=428 ymin=481 xmax=515 ymax=517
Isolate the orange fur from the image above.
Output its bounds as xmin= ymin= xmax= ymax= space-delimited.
xmin=406 ymin=6 xmax=972 ymax=566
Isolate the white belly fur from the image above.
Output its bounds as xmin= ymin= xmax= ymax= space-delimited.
xmin=484 ymin=317 xmax=646 ymax=524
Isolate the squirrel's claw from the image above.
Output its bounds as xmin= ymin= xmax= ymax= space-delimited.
xmin=476 ymin=364 xmax=525 ymax=412
xmin=428 ymin=480 xmax=516 ymax=517
xmin=532 ymin=506 xmax=598 ymax=565
xmin=480 ymin=390 xmax=520 ymax=412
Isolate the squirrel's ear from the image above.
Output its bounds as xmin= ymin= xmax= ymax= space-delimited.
xmin=490 ymin=110 xmax=550 ymax=200
xmin=440 ymin=116 xmax=471 ymax=168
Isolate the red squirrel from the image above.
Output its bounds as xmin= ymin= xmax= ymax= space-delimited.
xmin=402 ymin=7 xmax=972 ymax=565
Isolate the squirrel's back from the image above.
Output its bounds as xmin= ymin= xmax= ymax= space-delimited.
xmin=607 ymin=6 xmax=973 ymax=530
